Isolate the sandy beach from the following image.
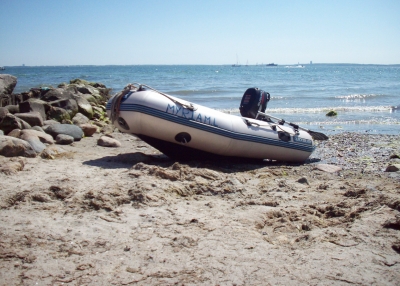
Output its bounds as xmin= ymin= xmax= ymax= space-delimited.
xmin=0 ymin=130 xmax=399 ymax=285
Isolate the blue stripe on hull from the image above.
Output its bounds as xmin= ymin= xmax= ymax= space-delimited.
xmin=107 ymin=103 xmax=315 ymax=153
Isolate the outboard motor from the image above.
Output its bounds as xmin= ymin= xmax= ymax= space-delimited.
xmin=239 ymin=88 xmax=270 ymax=119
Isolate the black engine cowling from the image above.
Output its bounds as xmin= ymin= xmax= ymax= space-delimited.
xmin=239 ymin=88 xmax=270 ymax=119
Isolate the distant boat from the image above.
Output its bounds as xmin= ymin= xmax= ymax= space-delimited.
xmin=0 ymin=66 xmax=5 ymax=70
xmin=266 ymin=63 xmax=278 ymax=66
xmin=232 ymin=54 xmax=241 ymax=67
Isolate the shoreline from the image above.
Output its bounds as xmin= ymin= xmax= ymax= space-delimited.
xmin=1 ymin=130 xmax=399 ymax=285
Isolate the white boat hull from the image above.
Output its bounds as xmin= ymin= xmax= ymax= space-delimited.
xmin=106 ymin=89 xmax=315 ymax=162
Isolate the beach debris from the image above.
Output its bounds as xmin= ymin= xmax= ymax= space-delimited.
xmin=40 ymin=145 xmax=70 ymax=159
xmin=392 ymin=242 xmax=400 ymax=254
xmin=385 ymin=164 xmax=400 ymax=172
xmin=383 ymin=217 xmax=400 ymax=230
xmin=297 ymin=176 xmax=309 ymax=185
xmin=0 ymin=157 xmax=25 ymax=174
xmin=315 ymin=164 xmax=342 ymax=173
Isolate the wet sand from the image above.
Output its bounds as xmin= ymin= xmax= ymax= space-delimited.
xmin=1 ymin=131 xmax=400 ymax=285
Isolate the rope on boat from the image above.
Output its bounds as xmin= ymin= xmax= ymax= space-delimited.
xmin=110 ymin=83 xmax=195 ymax=125
xmin=110 ymin=83 xmax=137 ymax=125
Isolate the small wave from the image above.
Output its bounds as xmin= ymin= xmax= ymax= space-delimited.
xmin=335 ymin=94 xmax=380 ymax=100
xmin=217 ymin=106 xmax=393 ymax=114
xmin=308 ymin=119 xmax=400 ymax=125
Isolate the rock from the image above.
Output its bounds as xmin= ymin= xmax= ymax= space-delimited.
xmin=92 ymin=106 xmax=105 ymax=120
xmin=21 ymin=129 xmax=54 ymax=144
xmin=20 ymin=129 xmax=53 ymax=153
xmin=76 ymin=97 xmax=94 ymax=119
xmin=41 ymin=88 xmax=75 ymax=102
xmin=49 ymin=98 xmax=78 ymax=118
xmin=0 ymin=135 xmax=36 ymax=157
xmin=315 ymin=164 xmax=342 ymax=173
xmin=0 ymin=130 xmax=3 ymax=136
xmin=100 ymin=124 xmax=115 ymax=134
xmin=56 ymin=134 xmax=74 ymax=145
xmin=385 ymin=164 xmax=400 ymax=172
xmin=43 ymin=119 xmax=60 ymax=126
xmin=326 ymin=110 xmax=338 ymax=117
xmin=0 ymin=74 xmax=17 ymax=95
xmin=72 ymin=112 xmax=89 ymax=125
xmin=18 ymin=99 xmax=49 ymax=122
xmin=31 ymin=126 xmax=44 ymax=132
xmin=0 ymin=113 xmax=32 ymax=134
xmin=47 ymin=106 xmax=71 ymax=122
xmin=14 ymin=111 xmax=44 ymax=127
xmin=7 ymin=129 xmax=21 ymax=138
xmin=45 ymin=124 xmax=83 ymax=141
xmin=4 ymin=105 xmax=19 ymax=114
xmin=40 ymin=145 xmax=70 ymax=159
xmin=97 ymin=136 xmax=121 ymax=147
xmin=0 ymin=107 xmax=9 ymax=120
xmin=0 ymin=157 xmax=25 ymax=175
xmin=79 ymin=123 xmax=97 ymax=137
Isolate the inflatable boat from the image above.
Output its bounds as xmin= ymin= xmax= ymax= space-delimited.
xmin=106 ymin=84 xmax=324 ymax=162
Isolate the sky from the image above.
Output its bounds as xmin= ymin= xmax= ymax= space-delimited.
xmin=1 ymin=0 xmax=399 ymax=66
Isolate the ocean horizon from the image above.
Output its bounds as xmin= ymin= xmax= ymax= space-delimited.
xmin=2 ymin=64 xmax=399 ymax=135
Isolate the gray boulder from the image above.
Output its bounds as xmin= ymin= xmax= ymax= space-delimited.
xmin=0 ymin=74 xmax=17 ymax=96
xmin=41 ymin=88 xmax=75 ymax=102
xmin=19 ymin=99 xmax=49 ymax=122
xmin=45 ymin=124 xmax=83 ymax=141
xmin=0 ymin=113 xmax=31 ymax=134
xmin=0 ymin=135 xmax=36 ymax=157
xmin=47 ymin=106 xmax=71 ymax=122
xmin=15 ymin=111 xmax=44 ymax=127
xmin=72 ymin=112 xmax=89 ymax=125
xmin=49 ymin=98 xmax=78 ymax=118
xmin=21 ymin=129 xmax=54 ymax=144
xmin=20 ymin=129 xmax=54 ymax=153
xmin=76 ymin=97 xmax=94 ymax=119
xmin=56 ymin=134 xmax=74 ymax=145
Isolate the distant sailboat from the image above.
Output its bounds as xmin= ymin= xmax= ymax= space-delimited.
xmin=232 ymin=54 xmax=241 ymax=67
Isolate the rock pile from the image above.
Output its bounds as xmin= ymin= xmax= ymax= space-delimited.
xmin=0 ymin=75 xmax=120 ymax=157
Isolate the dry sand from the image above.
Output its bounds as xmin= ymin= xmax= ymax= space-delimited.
xmin=0 ymin=131 xmax=399 ymax=285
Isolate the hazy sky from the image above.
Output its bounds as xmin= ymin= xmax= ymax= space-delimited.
xmin=1 ymin=0 xmax=399 ymax=66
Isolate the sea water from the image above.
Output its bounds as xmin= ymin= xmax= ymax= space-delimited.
xmin=3 ymin=64 xmax=400 ymax=135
